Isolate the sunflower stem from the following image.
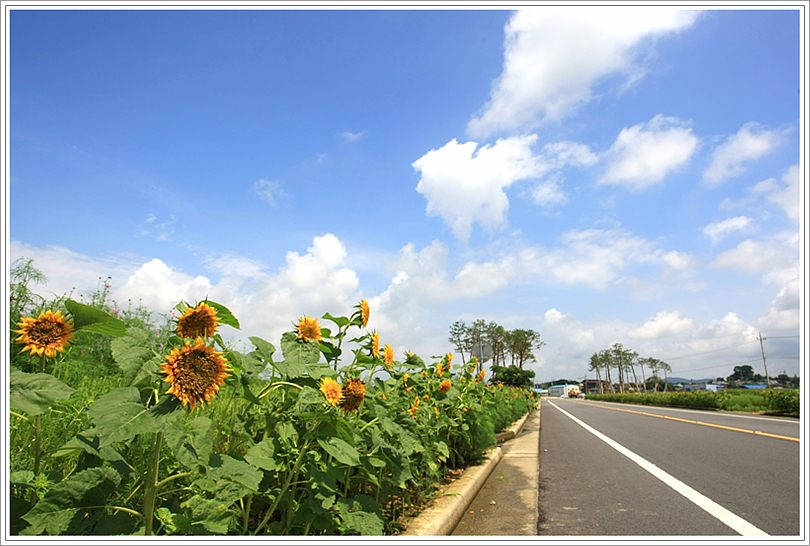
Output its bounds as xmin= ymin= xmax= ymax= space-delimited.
xmin=142 ymin=430 xmax=163 ymax=536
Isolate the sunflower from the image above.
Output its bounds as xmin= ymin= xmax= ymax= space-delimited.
xmin=371 ymin=332 xmax=380 ymax=358
xmin=439 ymin=380 xmax=451 ymax=394
xmin=176 ymin=302 xmax=219 ymax=339
xmin=446 ymin=353 xmax=453 ymax=367
xmin=340 ymin=379 xmax=366 ymax=413
xmin=320 ymin=377 xmax=343 ymax=406
xmin=359 ymin=299 xmax=370 ymax=328
xmin=436 ymin=361 xmax=444 ymax=377
xmin=403 ymin=373 xmax=413 ymax=391
xmin=161 ymin=337 xmax=231 ymax=410
xmin=408 ymin=396 xmax=420 ymax=419
xmin=297 ymin=316 xmax=323 ymax=342
xmin=476 ymin=369 xmax=485 ymax=383
xmin=383 ymin=344 xmax=395 ymax=368
xmin=14 ymin=310 xmax=76 ymax=358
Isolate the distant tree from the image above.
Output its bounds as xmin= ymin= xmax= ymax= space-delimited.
xmin=728 ymin=365 xmax=755 ymax=383
xmin=490 ymin=365 xmax=536 ymax=389
xmin=448 ymin=320 xmax=470 ymax=365
xmin=507 ymin=329 xmax=545 ymax=369
xmin=485 ymin=322 xmax=508 ymax=367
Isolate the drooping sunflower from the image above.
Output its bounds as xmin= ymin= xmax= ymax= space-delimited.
xmin=340 ymin=378 xmax=366 ymax=413
xmin=297 ymin=316 xmax=323 ymax=342
xmin=371 ymin=332 xmax=380 ymax=358
xmin=383 ymin=344 xmax=395 ymax=368
xmin=476 ymin=369 xmax=485 ymax=383
xmin=439 ymin=380 xmax=452 ymax=394
xmin=359 ymin=299 xmax=370 ymax=328
xmin=14 ymin=310 xmax=76 ymax=358
xmin=176 ymin=302 xmax=219 ymax=339
xmin=446 ymin=353 xmax=453 ymax=367
xmin=320 ymin=377 xmax=343 ymax=406
xmin=161 ymin=337 xmax=232 ymax=410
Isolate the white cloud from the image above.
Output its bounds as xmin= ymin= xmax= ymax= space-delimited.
xmin=710 ymin=231 xmax=798 ymax=284
xmin=117 ymin=259 xmax=213 ymax=313
xmin=543 ymin=141 xmax=599 ymax=168
xmin=758 ymin=277 xmax=801 ymax=333
xmin=252 ymin=178 xmax=285 ymax=208
xmin=628 ymin=310 xmax=695 ymax=340
xmin=530 ymin=174 xmax=568 ymax=208
xmin=413 ymin=136 xmax=549 ymax=241
xmin=203 ymin=254 xmax=267 ymax=279
xmin=703 ymin=123 xmax=785 ymax=185
xmin=766 ymin=164 xmax=801 ymax=224
xmin=339 ymin=131 xmax=364 ymax=142
xmin=467 ymin=8 xmax=699 ymax=138
xmin=703 ymin=216 xmax=754 ymax=244
xmin=599 ymin=115 xmax=699 ymax=190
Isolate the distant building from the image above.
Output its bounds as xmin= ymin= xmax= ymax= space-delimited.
xmin=582 ymin=379 xmax=612 ymax=394
xmin=548 ymin=384 xmax=580 ymax=397
xmin=683 ymin=383 xmax=725 ymax=393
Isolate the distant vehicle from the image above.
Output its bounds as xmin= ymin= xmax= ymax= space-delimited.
xmin=568 ymin=389 xmax=579 ymax=398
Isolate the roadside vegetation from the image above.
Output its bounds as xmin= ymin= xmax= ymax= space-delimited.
xmin=8 ymin=257 xmax=536 ymax=536
xmin=585 ymin=389 xmax=799 ymax=416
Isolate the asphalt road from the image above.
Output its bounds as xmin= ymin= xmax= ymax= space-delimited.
xmin=537 ymin=398 xmax=802 ymax=537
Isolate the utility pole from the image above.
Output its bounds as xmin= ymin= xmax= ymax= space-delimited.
xmin=758 ymin=332 xmax=771 ymax=388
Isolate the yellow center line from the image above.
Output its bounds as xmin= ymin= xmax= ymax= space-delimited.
xmin=560 ymin=399 xmax=799 ymax=442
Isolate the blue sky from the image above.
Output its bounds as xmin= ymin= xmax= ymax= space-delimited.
xmin=5 ymin=4 xmax=805 ymax=383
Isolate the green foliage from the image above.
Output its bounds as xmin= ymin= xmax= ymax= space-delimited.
xmin=8 ymin=269 xmax=536 ymax=536
xmin=490 ymin=365 xmax=536 ymax=389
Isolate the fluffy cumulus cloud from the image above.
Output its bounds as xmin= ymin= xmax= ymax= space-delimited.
xmin=467 ymin=7 xmax=699 ymax=138
xmin=599 ymin=115 xmax=699 ymax=190
xmin=413 ymin=136 xmax=548 ymax=241
xmin=703 ymin=122 xmax=786 ymax=185
xmin=703 ymin=216 xmax=754 ymax=245
xmin=710 ymin=230 xmax=798 ymax=285
xmin=766 ymin=164 xmax=801 ymax=224
xmin=116 ymin=259 xmax=213 ymax=313
xmin=758 ymin=277 xmax=801 ymax=333
xmin=628 ymin=310 xmax=695 ymax=340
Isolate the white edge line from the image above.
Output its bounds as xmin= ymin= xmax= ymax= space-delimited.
xmin=548 ymin=400 xmax=769 ymax=537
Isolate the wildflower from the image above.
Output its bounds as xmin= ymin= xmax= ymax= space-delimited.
xmin=359 ymin=299 xmax=370 ymax=328
xmin=340 ymin=379 xmax=366 ymax=413
xmin=384 ymin=344 xmax=395 ymax=368
xmin=297 ymin=316 xmax=323 ymax=342
xmin=440 ymin=380 xmax=451 ymax=394
xmin=320 ymin=377 xmax=342 ymax=406
xmin=176 ymin=302 xmax=219 ymax=339
xmin=161 ymin=337 xmax=231 ymax=410
xmin=371 ymin=332 xmax=380 ymax=358
xmin=14 ymin=310 xmax=76 ymax=358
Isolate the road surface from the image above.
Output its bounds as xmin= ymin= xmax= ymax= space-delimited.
xmin=537 ymin=398 xmax=802 ymax=537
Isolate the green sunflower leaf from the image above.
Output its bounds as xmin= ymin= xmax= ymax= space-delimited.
xmin=249 ymin=336 xmax=276 ymax=363
xmin=322 ymin=312 xmax=350 ymax=329
xmin=89 ymin=387 xmax=178 ymax=447
xmin=335 ymin=495 xmax=384 ymax=535
xmin=21 ymin=467 xmax=121 ymax=536
xmin=65 ymin=299 xmax=126 ymax=337
xmin=110 ymin=327 xmax=160 ymax=386
xmin=317 ymin=437 xmax=360 ymax=467
xmin=9 ymin=369 xmax=76 ymax=416
xmin=204 ymin=300 xmax=240 ymax=330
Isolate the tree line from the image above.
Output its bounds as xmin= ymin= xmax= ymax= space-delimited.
xmin=448 ymin=319 xmax=545 ymax=370
xmin=587 ymin=343 xmax=673 ymax=394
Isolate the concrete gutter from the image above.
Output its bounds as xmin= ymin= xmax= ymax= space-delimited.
xmin=401 ymin=407 xmax=537 ymax=536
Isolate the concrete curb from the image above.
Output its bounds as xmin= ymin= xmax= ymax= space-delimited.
xmin=401 ymin=408 xmax=536 ymax=536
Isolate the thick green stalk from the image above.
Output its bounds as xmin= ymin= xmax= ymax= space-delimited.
xmin=252 ymin=436 xmax=312 ymax=535
xmin=142 ymin=431 xmax=164 ymax=536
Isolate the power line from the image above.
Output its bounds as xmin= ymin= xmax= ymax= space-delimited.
xmin=663 ymin=339 xmax=758 ymax=362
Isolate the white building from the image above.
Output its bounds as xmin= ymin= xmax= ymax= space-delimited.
xmin=547 ymin=384 xmax=580 ymax=397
